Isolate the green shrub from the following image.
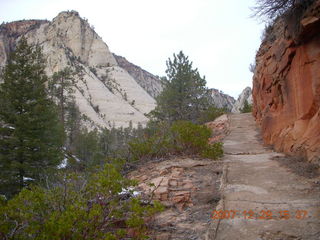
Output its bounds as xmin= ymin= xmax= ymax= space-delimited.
xmin=171 ymin=121 xmax=223 ymax=160
xmin=201 ymin=142 xmax=224 ymax=160
xmin=128 ymin=120 xmax=224 ymax=161
xmin=197 ymin=106 xmax=225 ymax=124
xmin=128 ymin=136 xmax=161 ymax=161
xmin=128 ymin=122 xmax=172 ymax=161
xmin=171 ymin=121 xmax=211 ymax=153
xmin=240 ymin=100 xmax=252 ymax=113
xmin=0 ymin=164 xmax=163 ymax=240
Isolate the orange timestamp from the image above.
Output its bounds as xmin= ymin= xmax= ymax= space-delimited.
xmin=211 ymin=210 xmax=309 ymax=220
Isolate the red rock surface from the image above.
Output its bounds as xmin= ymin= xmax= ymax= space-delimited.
xmin=0 ymin=20 xmax=47 ymax=36
xmin=0 ymin=20 xmax=48 ymax=66
xmin=205 ymin=114 xmax=230 ymax=144
xmin=126 ymin=116 xmax=229 ymax=239
xmin=128 ymin=157 xmax=223 ymax=239
xmin=253 ymin=1 xmax=320 ymax=163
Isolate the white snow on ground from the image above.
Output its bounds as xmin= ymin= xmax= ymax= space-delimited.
xmin=23 ymin=177 xmax=34 ymax=181
xmin=120 ymin=187 xmax=141 ymax=197
xmin=57 ymin=158 xmax=68 ymax=169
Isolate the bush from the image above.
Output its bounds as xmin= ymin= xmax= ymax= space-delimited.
xmin=89 ymin=66 xmax=97 ymax=76
xmin=171 ymin=121 xmax=211 ymax=154
xmin=128 ymin=122 xmax=172 ymax=161
xmin=201 ymin=142 xmax=224 ymax=160
xmin=197 ymin=106 xmax=225 ymax=124
xmin=252 ymin=0 xmax=315 ymax=21
xmin=128 ymin=120 xmax=223 ymax=161
xmin=240 ymin=100 xmax=252 ymax=113
xmin=0 ymin=164 xmax=163 ymax=240
xmin=171 ymin=121 xmax=224 ymax=160
xmin=128 ymin=135 xmax=170 ymax=161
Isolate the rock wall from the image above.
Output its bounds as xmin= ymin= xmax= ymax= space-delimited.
xmin=0 ymin=11 xmax=161 ymax=128
xmin=252 ymin=1 xmax=320 ymax=162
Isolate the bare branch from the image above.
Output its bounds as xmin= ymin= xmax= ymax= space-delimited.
xmin=251 ymin=0 xmax=315 ymax=21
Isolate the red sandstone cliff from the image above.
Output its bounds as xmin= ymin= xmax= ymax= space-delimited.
xmin=0 ymin=20 xmax=48 ymax=70
xmin=253 ymin=1 xmax=320 ymax=163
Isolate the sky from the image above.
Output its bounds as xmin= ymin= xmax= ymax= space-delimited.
xmin=0 ymin=0 xmax=265 ymax=98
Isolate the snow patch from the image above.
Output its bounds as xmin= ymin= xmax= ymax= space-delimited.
xmin=23 ymin=177 xmax=34 ymax=181
xmin=120 ymin=187 xmax=140 ymax=197
xmin=57 ymin=158 xmax=68 ymax=169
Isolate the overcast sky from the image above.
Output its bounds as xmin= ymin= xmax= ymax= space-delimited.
xmin=0 ymin=0 xmax=265 ymax=98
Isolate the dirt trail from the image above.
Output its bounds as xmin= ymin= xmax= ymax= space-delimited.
xmin=206 ymin=113 xmax=320 ymax=240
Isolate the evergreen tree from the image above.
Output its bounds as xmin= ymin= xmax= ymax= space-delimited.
xmin=0 ymin=38 xmax=64 ymax=197
xmin=48 ymin=67 xmax=76 ymax=131
xmin=240 ymin=100 xmax=253 ymax=113
xmin=152 ymin=51 xmax=208 ymax=122
xmin=72 ymin=128 xmax=103 ymax=168
xmin=48 ymin=67 xmax=84 ymax=151
xmin=65 ymin=101 xmax=82 ymax=149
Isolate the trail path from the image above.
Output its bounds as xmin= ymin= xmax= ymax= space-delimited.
xmin=207 ymin=113 xmax=320 ymax=240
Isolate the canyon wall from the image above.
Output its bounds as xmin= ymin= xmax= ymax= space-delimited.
xmin=252 ymin=1 xmax=320 ymax=162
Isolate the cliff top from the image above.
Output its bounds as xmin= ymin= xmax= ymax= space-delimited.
xmin=0 ymin=19 xmax=48 ymax=37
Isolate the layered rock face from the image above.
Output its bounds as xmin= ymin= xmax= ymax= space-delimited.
xmin=209 ymin=88 xmax=235 ymax=111
xmin=113 ymin=54 xmax=164 ymax=98
xmin=0 ymin=11 xmax=161 ymax=128
xmin=252 ymin=1 xmax=320 ymax=162
xmin=232 ymin=87 xmax=253 ymax=113
xmin=0 ymin=20 xmax=49 ymax=72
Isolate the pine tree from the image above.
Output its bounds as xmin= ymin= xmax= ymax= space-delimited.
xmin=0 ymin=37 xmax=64 ymax=197
xmin=65 ymin=101 xmax=82 ymax=149
xmin=48 ymin=67 xmax=82 ymax=150
xmin=48 ymin=67 xmax=76 ymax=131
xmin=240 ymin=100 xmax=253 ymax=113
xmin=152 ymin=51 xmax=208 ymax=122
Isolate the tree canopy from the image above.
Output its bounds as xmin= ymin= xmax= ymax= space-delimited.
xmin=0 ymin=38 xmax=64 ymax=197
xmin=152 ymin=51 xmax=209 ymax=123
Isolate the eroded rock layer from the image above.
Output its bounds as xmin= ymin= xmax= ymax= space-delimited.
xmin=252 ymin=1 xmax=320 ymax=162
xmin=113 ymin=54 xmax=164 ymax=98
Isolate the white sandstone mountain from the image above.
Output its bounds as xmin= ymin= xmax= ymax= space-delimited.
xmin=0 ymin=11 xmax=252 ymax=127
xmin=0 ymin=11 xmax=163 ymax=128
xmin=209 ymin=88 xmax=235 ymax=111
xmin=232 ymin=87 xmax=253 ymax=113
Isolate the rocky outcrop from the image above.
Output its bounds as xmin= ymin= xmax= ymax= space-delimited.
xmin=129 ymin=157 xmax=223 ymax=240
xmin=0 ymin=11 xmax=160 ymax=128
xmin=252 ymin=1 xmax=320 ymax=162
xmin=113 ymin=54 xmax=164 ymax=98
xmin=127 ymin=115 xmax=229 ymax=239
xmin=232 ymin=87 xmax=253 ymax=113
xmin=0 ymin=20 xmax=49 ymax=72
xmin=206 ymin=114 xmax=230 ymax=144
xmin=209 ymin=89 xmax=235 ymax=111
